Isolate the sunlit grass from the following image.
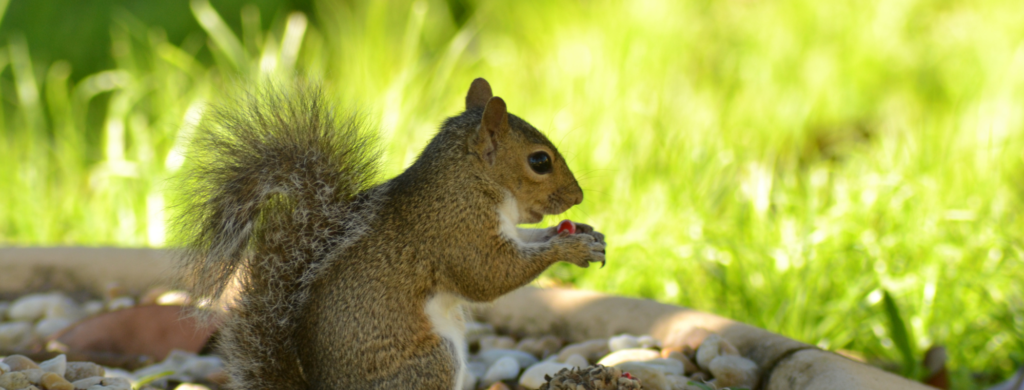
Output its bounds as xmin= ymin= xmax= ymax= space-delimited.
xmin=1 ymin=0 xmax=1022 ymax=388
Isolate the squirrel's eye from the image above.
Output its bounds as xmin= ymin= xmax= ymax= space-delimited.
xmin=528 ymin=151 xmax=553 ymax=174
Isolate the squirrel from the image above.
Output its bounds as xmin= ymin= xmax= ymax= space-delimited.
xmin=173 ymin=78 xmax=606 ymax=390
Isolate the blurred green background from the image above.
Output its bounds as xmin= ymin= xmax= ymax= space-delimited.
xmin=0 ymin=0 xmax=1021 ymax=388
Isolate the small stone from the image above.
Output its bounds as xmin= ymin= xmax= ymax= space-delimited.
xmin=615 ymin=362 xmax=670 ymax=390
xmin=81 ymin=301 xmax=105 ymax=317
xmin=688 ymin=371 xmax=711 ymax=382
xmin=172 ymin=384 xmax=211 ymax=390
xmin=0 ymin=361 xmax=9 ymax=374
xmin=637 ymin=335 xmax=660 ymax=349
xmin=44 ymin=298 xmax=81 ymax=322
xmin=35 ymin=318 xmax=73 ymax=339
xmin=20 ymin=368 xmax=45 ymax=384
xmin=563 ymin=354 xmax=588 ymax=369
xmin=479 ymin=335 xmax=517 ymax=352
xmin=40 ymin=372 xmax=73 ymax=390
xmin=0 ymin=371 xmax=31 ymax=389
xmin=3 ymin=355 xmax=40 ymax=371
xmin=515 ymin=335 xmax=563 ymax=359
xmin=467 ymin=361 xmax=488 ymax=380
xmin=70 ymin=376 xmax=103 ymax=388
xmin=640 ymin=358 xmax=685 ymax=376
xmin=481 ymin=356 xmax=520 ymax=387
xmin=39 ymin=355 xmax=67 ymax=377
xmin=556 ymin=339 xmax=609 ymax=363
xmin=476 ymin=349 xmax=538 ymax=369
xmin=106 ymin=297 xmax=135 ymax=312
xmin=518 ymin=362 xmax=572 ymax=390
xmin=64 ymin=362 xmax=104 ymax=382
xmin=662 ymin=350 xmax=700 ymax=375
xmin=596 ymin=348 xmax=662 ymax=367
xmin=695 ymin=334 xmax=738 ymax=370
xmin=609 ymin=334 xmax=641 ymax=352
xmin=708 ymin=355 xmax=758 ymax=388
xmin=156 ymin=291 xmax=190 ymax=306
xmin=8 ymin=294 xmax=64 ymax=322
xmin=99 ymin=377 xmax=132 ymax=390
xmin=0 ymin=322 xmax=35 ymax=349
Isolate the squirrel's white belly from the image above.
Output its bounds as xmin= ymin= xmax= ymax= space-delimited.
xmin=425 ymin=292 xmax=468 ymax=390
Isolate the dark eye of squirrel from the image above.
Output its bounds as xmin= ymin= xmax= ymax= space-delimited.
xmin=528 ymin=151 xmax=553 ymax=174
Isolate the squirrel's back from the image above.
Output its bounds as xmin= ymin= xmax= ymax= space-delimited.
xmin=173 ymin=84 xmax=382 ymax=389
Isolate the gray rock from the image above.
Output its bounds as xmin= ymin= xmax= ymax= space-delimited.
xmin=64 ymin=362 xmax=104 ymax=382
xmin=39 ymin=354 xmax=67 ymax=377
xmin=481 ymin=356 xmax=520 ymax=387
xmin=35 ymin=318 xmax=73 ymax=339
xmin=0 ymin=322 xmax=34 ymax=349
xmin=556 ymin=339 xmax=609 ymax=363
xmin=0 ymin=371 xmax=31 ymax=390
xmin=19 ymin=368 xmax=45 ymax=384
xmin=475 ymin=349 xmax=538 ymax=369
xmin=596 ymin=348 xmax=661 ymax=367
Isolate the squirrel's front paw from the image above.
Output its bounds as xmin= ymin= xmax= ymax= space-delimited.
xmin=556 ymin=232 xmax=606 ymax=268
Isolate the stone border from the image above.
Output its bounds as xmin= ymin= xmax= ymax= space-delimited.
xmin=1 ymin=247 xmax=931 ymax=389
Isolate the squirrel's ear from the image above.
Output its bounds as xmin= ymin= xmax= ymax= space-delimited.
xmin=474 ymin=96 xmax=509 ymax=165
xmin=465 ymin=78 xmax=493 ymax=110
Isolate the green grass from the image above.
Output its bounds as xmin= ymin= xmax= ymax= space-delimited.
xmin=2 ymin=0 xmax=1022 ymax=388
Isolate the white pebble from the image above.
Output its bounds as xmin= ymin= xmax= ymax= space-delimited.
xmin=695 ymin=334 xmax=738 ymax=370
xmin=106 ymin=297 xmax=135 ymax=311
xmin=157 ymin=291 xmax=190 ymax=306
xmin=608 ymin=334 xmax=641 ymax=351
xmin=7 ymin=293 xmax=70 ymax=322
xmin=19 ymin=368 xmax=45 ymax=384
xmin=556 ymin=339 xmax=609 ymax=362
xmin=564 ymin=353 xmax=588 ymax=368
xmin=82 ymin=301 xmax=105 ymax=317
xmin=0 ymin=321 xmax=34 ymax=349
xmin=44 ymin=297 xmax=82 ymax=322
xmin=708 ymin=355 xmax=758 ymax=388
xmin=518 ymin=361 xmax=572 ymax=390
xmin=597 ymin=348 xmax=661 ymax=367
xmin=466 ymin=361 xmax=488 ymax=380
xmin=39 ymin=354 xmax=67 ymax=377
xmin=481 ymin=356 xmax=519 ymax=386
xmin=640 ymin=358 xmax=685 ymax=376
xmin=174 ymin=384 xmax=211 ymax=390
xmin=476 ymin=349 xmax=538 ymax=369
xmin=0 ymin=361 xmax=10 ymax=374
xmin=34 ymin=318 xmax=73 ymax=339
xmin=637 ymin=335 xmax=660 ymax=349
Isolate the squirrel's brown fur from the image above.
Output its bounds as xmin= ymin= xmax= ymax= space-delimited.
xmin=174 ymin=79 xmax=605 ymax=389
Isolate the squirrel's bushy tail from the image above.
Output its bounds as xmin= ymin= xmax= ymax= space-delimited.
xmin=173 ymin=84 xmax=380 ymax=389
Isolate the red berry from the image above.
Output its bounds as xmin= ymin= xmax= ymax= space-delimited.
xmin=623 ymin=372 xmax=634 ymax=379
xmin=557 ymin=220 xmax=576 ymax=234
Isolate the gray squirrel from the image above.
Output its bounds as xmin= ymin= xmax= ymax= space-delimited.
xmin=174 ymin=78 xmax=606 ymax=389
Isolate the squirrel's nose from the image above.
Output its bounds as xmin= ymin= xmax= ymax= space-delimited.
xmin=570 ymin=189 xmax=583 ymax=206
